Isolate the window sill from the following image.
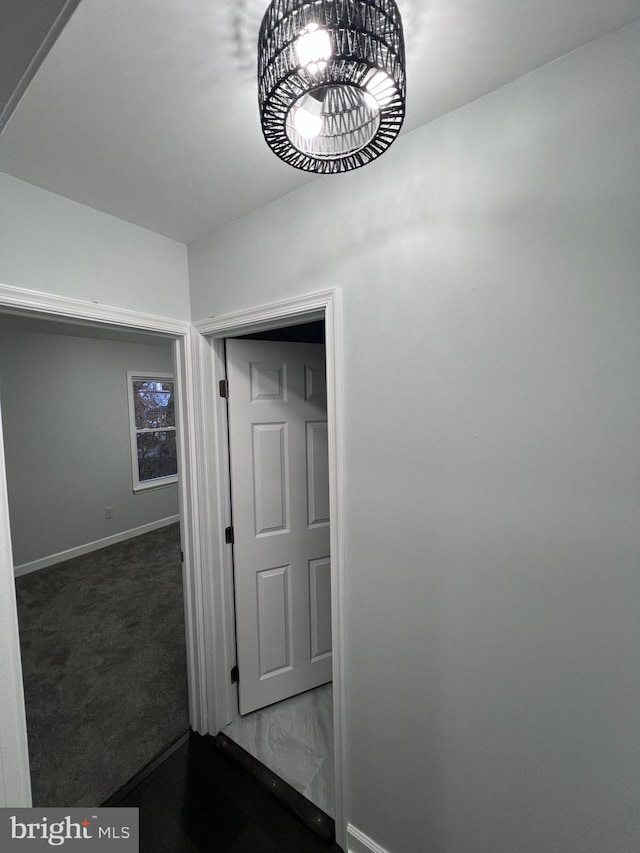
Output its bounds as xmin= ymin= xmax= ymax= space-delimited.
xmin=133 ymin=476 xmax=178 ymax=493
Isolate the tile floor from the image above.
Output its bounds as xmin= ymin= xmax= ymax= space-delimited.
xmin=222 ymin=683 xmax=334 ymax=817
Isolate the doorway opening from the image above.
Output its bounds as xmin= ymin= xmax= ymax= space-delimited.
xmin=221 ymin=320 xmax=334 ymax=815
xmin=192 ymin=287 xmax=346 ymax=848
xmin=0 ymin=312 xmax=189 ymax=805
xmin=0 ymin=287 xmax=204 ymax=809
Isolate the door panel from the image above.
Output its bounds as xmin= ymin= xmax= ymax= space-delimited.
xmin=306 ymin=421 xmax=329 ymax=526
xmin=256 ymin=564 xmax=292 ymax=676
xmin=226 ymin=340 xmax=331 ymax=714
xmin=309 ymin=556 xmax=332 ymax=661
xmin=252 ymin=422 xmax=289 ymax=535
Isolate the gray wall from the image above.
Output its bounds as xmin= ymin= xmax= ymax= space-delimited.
xmin=188 ymin=21 xmax=640 ymax=853
xmin=0 ymin=326 xmax=179 ymax=567
xmin=0 ymin=172 xmax=190 ymax=320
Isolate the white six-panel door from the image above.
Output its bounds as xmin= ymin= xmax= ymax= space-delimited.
xmin=225 ymin=340 xmax=331 ymax=715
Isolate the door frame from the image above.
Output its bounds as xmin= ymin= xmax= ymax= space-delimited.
xmin=192 ymin=288 xmax=347 ymax=846
xmin=0 ymin=393 xmax=31 ymax=806
xmin=0 ymin=282 xmax=211 ymax=804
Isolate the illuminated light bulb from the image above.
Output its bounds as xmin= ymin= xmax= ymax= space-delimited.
xmin=293 ymin=105 xmax=323 ymax=138
xmin=306 ymin=59 xmax=328 ymax=75
xmin=295 ymin=23 xmax=332 ymax=72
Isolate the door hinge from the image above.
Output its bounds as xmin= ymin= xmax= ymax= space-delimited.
xmin=230 ymin=665 xmax=239 ymax=684
xmin=180 ymin=550 xmax=184 ymax=563
xmin=225 ymin=526 xmax=234 ymax=545
xmin=219 ymin=379 xmax=229 ymax=398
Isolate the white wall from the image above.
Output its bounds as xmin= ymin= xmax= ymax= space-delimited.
xmin=0 ymin=173 xmax=190 ymax=319
xmin=189 ymin=21 xmax=640 ymax=853
xmin=0 ymin=325 xmax=179 ymax=567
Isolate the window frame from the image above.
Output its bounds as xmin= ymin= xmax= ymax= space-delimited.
xmin=127 ymin=371 xmax=178 ymax=492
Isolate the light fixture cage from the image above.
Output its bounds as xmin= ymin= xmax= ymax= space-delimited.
xmin=258 ymin=0 xmax=406 ymax=173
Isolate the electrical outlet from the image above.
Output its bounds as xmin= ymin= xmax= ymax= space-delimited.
xmin=105 ymin=507 xmax=114 ymax=520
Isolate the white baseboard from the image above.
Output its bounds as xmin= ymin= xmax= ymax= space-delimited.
xmin=348 ymin=824 xmax=392 ymax=853
xmin=13 ymin=515 xmax=180 ymax=577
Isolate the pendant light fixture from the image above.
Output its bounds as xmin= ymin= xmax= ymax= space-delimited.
xmin=258 ymin=0 xmax=406 ymax=173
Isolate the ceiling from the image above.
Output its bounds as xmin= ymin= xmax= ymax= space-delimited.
xmin=0 ymin=0 xmax=81 ymax=133
xmin=1 ymin=0 xmax=639 ymax=244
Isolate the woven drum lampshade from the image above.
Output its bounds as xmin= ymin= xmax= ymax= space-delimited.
xmin=258 ymin=0 xmax=406 ymax=173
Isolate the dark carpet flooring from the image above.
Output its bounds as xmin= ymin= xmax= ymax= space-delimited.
xmin=15 ymin=523 xmax=189 ymax=807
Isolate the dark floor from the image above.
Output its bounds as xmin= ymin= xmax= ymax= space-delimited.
xmin=16 ymin=523 xmax=188 ymax=806
xmin=105 ymin=731 xmax=344 ymax=853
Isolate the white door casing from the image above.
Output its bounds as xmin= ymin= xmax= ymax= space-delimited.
xmin=226 ymin=339 xmax=332 ymax=715
xmin=182 ymin=288 xmax=347 ymax=848
xmin=0 ymin=396 xmax=32 ymax=806
xmin=0 ymin=283 xmax=207 ymax=810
